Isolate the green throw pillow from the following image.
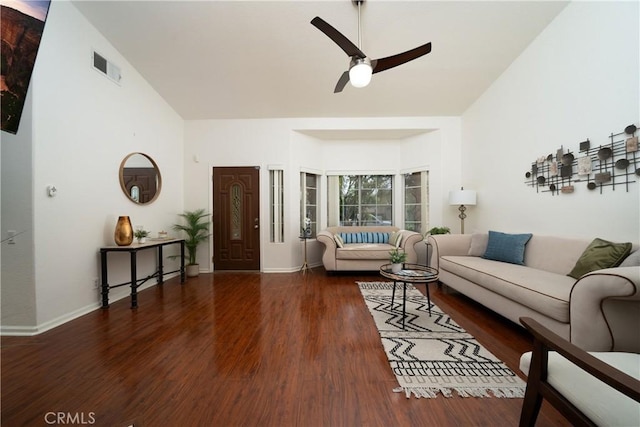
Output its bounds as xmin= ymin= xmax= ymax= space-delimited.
xmin=568 ymin=238 xmax=632 ymax=279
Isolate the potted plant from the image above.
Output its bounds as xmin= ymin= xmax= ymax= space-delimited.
xmin=427 ymin=226 xmax=451 ymax=235
xmin=134 ymin=228 xmax=150 ymax=243
xmin=389 ymin=248 xmax=408 ymax=273
xmin=172 ymin=209 xmax=211 ymax=277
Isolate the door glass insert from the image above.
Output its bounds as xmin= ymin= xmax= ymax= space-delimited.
xmin=231 ymin=184 xmax=242 ymax=240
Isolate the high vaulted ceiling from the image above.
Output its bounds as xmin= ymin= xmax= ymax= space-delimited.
xmin=71 ymin=1 xmax=568 ymax=120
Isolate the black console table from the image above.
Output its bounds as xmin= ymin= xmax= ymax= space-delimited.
xmin=100 ymin=238 xmax=185 ymax=309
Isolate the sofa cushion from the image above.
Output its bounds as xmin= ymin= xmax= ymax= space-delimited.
xmin=334 ymin=234 xmax=344 ymax=248
xmin=482 ymin=231 xmax=532 ymax=265
xmin=523 ymin=235 xmax=591 ymax=274
xmin=336 ymin=243 xmax=395 ymax=260
xmin=440 ymin=256 xmax=574 ymax=322
xmin=568 ymin=238 xmax=633 ymax=279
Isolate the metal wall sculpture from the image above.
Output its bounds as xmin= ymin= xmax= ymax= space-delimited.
xmin=525 ymin=124 xmax=639 ymax=195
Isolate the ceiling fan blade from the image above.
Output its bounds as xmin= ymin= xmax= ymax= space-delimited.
xmin=372 ymin=42 xmax=432 ymax=74
xmin=334 ymin=71 xmax=350 ymax=93
xmin=311 ymin=17 xmax=366 ymax=59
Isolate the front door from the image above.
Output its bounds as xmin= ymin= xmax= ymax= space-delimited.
xmin=213 ymin=167 xmax=260 ymax=270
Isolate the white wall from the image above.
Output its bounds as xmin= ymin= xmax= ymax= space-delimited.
xmin=1 ymin=1 xmax=185 ymax=334
xmin=1 ymin=90 xmax=37 ymax=328
xmin=462 ymin=1 xmax=640 ymax=242
xmin=184 ymin=117 xmax=462 ymax=272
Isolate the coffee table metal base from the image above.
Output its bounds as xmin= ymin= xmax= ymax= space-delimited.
xmin=380 ymin=263 xmax=439 ymax=330
xmin=390 ymin=280 xmax=432 ymax=329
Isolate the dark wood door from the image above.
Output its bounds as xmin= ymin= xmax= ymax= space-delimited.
xmin=213 ymin=167 xmax=260 ymax=270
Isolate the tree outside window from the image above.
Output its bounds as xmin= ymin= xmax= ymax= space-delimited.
xmin=339 ymin=175 xmax=393 ymax=226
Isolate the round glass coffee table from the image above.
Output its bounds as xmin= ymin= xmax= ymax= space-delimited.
xmin=379 ymin=263 xmax=439 ymax=329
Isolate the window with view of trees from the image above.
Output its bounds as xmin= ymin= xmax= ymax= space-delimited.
xmin=338 ymin=175 xmax=393 ymax=226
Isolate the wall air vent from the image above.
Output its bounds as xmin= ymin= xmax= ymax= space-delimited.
xmin=92 ymin=50 xmax=121 ymax=84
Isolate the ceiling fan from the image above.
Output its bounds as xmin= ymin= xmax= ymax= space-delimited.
xmin=311 ymin=0 xmax=432 ymax=93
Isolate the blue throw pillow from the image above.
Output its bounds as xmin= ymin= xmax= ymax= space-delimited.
xmin=340 ymin=232 xmax=363 ymax=244
xmin=482 ymin=231 xmax=533 ymax=265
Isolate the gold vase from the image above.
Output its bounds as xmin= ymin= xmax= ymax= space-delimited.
xmin=114 ymin=216 xmax=133 ymax=246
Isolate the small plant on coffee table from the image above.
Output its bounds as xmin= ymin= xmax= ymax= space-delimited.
xmin=389 ymin=248 xmax=408 ymax=264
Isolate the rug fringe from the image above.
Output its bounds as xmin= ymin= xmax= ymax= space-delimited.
xmin=393 ymin=386 xmax=525 ymax=399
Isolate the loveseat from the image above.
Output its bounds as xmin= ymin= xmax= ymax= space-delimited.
xmin=317 ymin=226 xmax=422 ymax=272
xmin=428 ymin=232 xmax=640 ymax=351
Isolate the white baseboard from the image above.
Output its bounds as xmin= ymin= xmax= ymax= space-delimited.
xmin=1 ymin=272 xmax=182 ymax=336
xmin=262 ymin=262 xmax=323 ymax=273
xmin=0 ymin=325 xmax=40 ymax=336
xmin=1 ymin=302 xmax=99 ymax=336
xmin=262 ymin=267 xmax=299 ymax=273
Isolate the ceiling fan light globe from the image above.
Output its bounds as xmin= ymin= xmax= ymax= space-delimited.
xmin=349 ymin=62 xmax=372 ymax=88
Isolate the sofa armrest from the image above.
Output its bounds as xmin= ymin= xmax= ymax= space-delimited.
xmin=317 ymin=230 xmax=337 ymax=271
xmin=398 ymin=230 xmax=423 ymax=264
xmin=570 ymin=266 xmax=640 ymax=352
xmin=427 ymin=234 xmax=473 ymax=269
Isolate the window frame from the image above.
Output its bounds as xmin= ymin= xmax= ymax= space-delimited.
xmin=300 ymin=171 xmax=320 ymax=238
xmin=402 ymin=170 xmax=429 ymax=234
xmin=269 ymin=168 xmax=284 ymax=243
xmin=336 ymin=174 xmax=394 ymax=227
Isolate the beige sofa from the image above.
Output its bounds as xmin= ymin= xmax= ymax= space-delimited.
xmin=317 ymin=226 xmax=423 ymax=272
xmin=428 ymin=233 xmax=640 ymax=351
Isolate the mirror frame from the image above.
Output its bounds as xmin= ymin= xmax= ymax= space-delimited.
xmin=119 ymin=152 xmax=162 ymax=205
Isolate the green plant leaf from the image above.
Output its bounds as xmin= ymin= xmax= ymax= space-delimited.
xmin=171 ymin=209 xmax=211 ymax=265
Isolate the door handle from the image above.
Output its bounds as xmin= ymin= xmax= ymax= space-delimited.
xmin=254 ymin=218 xmax=259 ymax=229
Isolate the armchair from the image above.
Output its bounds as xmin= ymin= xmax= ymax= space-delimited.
xmin=518 ymin=317 xmax=640 ymax=427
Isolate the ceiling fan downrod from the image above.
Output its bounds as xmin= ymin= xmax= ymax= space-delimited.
xmin=354 ymin=0 xmax=364 ymax=50
xmin=347 ymin=0 xmax=372 ymax=89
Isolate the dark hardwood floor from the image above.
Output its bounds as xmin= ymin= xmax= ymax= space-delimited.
xmin=1 ymin=270 xmax=569 ymax=426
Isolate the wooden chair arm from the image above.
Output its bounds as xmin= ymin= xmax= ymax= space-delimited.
xmin=520 ymin=317 xmax=640 ymax=402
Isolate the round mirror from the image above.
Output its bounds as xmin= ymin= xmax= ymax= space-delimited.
xmin=119 ymin=152 xmax=162 ymax=204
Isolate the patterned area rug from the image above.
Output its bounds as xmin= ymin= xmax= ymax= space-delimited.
xmin=358 ymin=282 xmax=526 ymax=399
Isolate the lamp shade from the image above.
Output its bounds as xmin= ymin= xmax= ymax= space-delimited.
xmin=449 ymin=189 xmax=477 ymax=206
xmin=349 ymin=61 xmax=372 ymax=88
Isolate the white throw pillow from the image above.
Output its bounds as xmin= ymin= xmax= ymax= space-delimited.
xmin=468 ymin=232 xmax=489 ymax=256
xmin=390 ymin=232 xmax=403 ymax=248
xmin=334 ymin=234 xmax=344 ymax=248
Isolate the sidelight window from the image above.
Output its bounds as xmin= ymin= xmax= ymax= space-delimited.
xmin=270 ymin=169 xmax=284 ymax=243
xmin=300 ymin=172 xmax=319 ymax=238
xmin=404 ymin=171 xmax=429 ymax=233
